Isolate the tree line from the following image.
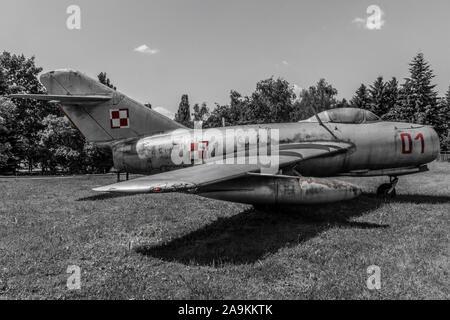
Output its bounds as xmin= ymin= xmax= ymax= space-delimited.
xmin=0 ymin=53 xmax=113 ymax=174
xmin=175 ymin=52 xmax=450 ymax=150
xmin=1 ymin=51 xmax=449 ymax=174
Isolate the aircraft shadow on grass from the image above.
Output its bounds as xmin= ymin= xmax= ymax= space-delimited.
xmin=135 ymin=193 xmax=450 ymax=266
xmin=369 ymin=194 xmax=450 ymax=204
xmin=134 ymin=194 xmax=387 ymax=266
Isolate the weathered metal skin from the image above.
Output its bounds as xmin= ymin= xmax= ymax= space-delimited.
xmin=110 ymin=119 xmax=439 ymax=204
xmin=197 ymin=175 xmax=362 ymax=205
xmin=13 ymin=70 xmax=439 ymax=205
xmin=112 ymin=121 xmax=440 ymax=177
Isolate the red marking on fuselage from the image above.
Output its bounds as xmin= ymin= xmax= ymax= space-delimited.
xmin=401 ymin=133 xmax=413 ymax=154
xmin=415 ymin=133 xmax=425 ymax=154
xmin=190 ymin=141 xmax=209 ymax=159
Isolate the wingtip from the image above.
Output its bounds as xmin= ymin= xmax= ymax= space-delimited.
xmin=92 ymin=186 xmax=110 ymax=192
xmin=92 ymin=184 xmax=153 ymax=194
xmin=92 ymin=180 xmax=197 ymax=194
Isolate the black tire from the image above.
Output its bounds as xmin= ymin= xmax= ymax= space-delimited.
xmin=377 ymin=184 xmax=397 ymax=198
xmin=390 ymin=188 xmax=397 ymax=198
xmin=377 ymin=183 xmax=392 ymax=196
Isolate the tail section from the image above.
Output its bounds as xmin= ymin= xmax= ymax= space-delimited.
xmin=24 ymin=69 xmax=184 ymax=143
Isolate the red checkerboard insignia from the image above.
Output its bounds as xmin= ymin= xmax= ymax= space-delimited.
xmin=190 ymin=141 xmax=209 ymax=160
xmin=110 ymin=109 xmax=130 ymax=129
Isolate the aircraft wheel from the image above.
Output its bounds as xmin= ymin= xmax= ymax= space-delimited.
xmin=377 ymin=183 xmax=396 ymax=198
xmin=390 ymin=188 xmax=397 ymax=198
xmin=377 ymin=183 xmax=390 ymax=196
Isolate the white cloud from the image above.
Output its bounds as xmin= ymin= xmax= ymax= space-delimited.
xmin=352 ymin=17 xmax=366 ymax=24
xmin=134 ymin=44 xmax=159 ymax=55
xmin=154 ymin=107 xmax=174 ymax=119
xmin=282 ymin=60 xmax=289 ymax=66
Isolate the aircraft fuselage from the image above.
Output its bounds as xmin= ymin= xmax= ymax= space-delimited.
xmin=111 ymin=121 xmax=440 ymax=178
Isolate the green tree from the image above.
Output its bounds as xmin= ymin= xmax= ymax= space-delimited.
xmin=205 ymin=79 xmax=296 ymax=127
xmin=389 ymin=53 xmax=438 ymax=123
xmin=382 ymin=77 xmax=399 ymax=119
xmin=0 ymin=68 xmax=7 ymax=95
xmin=386 ymin=53 xmax=450 ymax=147
xmin=83 ymin=143 xmax=113 ymax=174
xmin=97 ymin=72 xmax=116 ymax=90
xmin=247 ymin=77 xmax=295 ymax=124
xmin=192 ymin=102 xmax=209 ymax=122
xmin=204 ymin=104 xmax=232 ymax=128
xmin=175 ymin=94 xmax=191 ymax=127
xmin=291 ymin=79 xmax=338 ymax=120
xmin=0 ymin=52 xmax=57 ymax=172
xmin=229 ymin=90 xmax=250 ymax=124
xmin=204 ymin=91 xmax=250 ymax=127
xmin=350 ymin=84 xmax=370 ymax=109
xmin=437 ymin=87 xmax=450 ymax=151
xmin=368 ymin=76 xmax=388 ymax=116
xmin=335 ymin=98 xmax=351 ymax=109
xmin=37 ymin=115 xmax=85 ymax=173
xmin=0 ymin=98 xmax=19 ymax=173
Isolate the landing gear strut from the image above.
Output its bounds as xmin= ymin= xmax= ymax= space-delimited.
xmin=377 ymin=176 xmax=398 ymax=198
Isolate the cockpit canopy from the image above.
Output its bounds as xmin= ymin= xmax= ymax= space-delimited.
xmin=303 ymin=108 xmax=381 ymax=124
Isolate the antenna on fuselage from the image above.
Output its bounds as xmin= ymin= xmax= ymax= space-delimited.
xmin=309 ymin=106 xmax=339 ymax=140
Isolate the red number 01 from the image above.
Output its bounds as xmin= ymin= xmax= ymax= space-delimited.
xmin=415 ymin=133 xmax=424 ymax=154
xmin=401 ymin=133 xmax=424 ymax=154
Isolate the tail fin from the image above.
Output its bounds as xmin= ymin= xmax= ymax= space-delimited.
xmin=18 ymin=69 xmax=184 ymax=143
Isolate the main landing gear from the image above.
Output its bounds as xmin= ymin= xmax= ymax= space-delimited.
xmin=377 ymin=176 xmax=399 ymax=198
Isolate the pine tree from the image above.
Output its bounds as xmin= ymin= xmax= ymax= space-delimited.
xmin=438 ymin=87 xmax=450 ymax=151
xmin=335 ymin=98 xmax=351 ymax=108
xmin=368 ymin=76 xmax=388 ymax=117
xmin=383 ymin=77 xmax=399 ymax=119
xmin=443 ymin=87 xmax=450 ymax=126
xmin=350 ymin=84 xmax=370 ymax=109
xmin=392 ymin=53 xmax=438 ymax=124
xmin=175 ymin=94 xmax=191 ymax=127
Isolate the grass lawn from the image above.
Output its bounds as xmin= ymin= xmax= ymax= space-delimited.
xmin=0 ymin=162 xmax=449 ymax=300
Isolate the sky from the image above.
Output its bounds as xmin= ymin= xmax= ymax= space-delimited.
xmin=1 ymin=0 xmax=450 ymax=117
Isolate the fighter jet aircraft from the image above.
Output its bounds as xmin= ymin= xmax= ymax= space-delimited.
xmin=10 ymin=70 xmax=440 ymax=205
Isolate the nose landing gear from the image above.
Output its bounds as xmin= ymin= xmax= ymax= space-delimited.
xmin=377 ymin=176 xmax=399 ymax=198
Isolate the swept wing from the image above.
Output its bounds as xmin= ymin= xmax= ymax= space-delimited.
xmin=93 ymin=141 xmax=354 ymax=193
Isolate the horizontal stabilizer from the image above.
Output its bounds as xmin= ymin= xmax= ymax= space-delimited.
xmin=8 ymin=94 xmax=112 ymax=103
